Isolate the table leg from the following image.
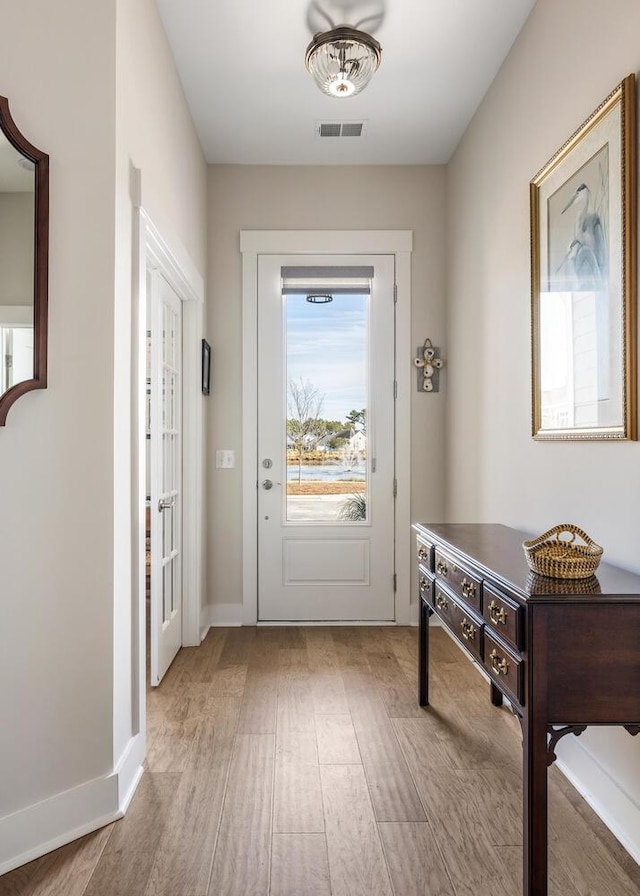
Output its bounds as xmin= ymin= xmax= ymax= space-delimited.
xmin=419 ymin=596 xmax=430 ymax=706
xmin=523 ymin=709 xmax=549 ymax=896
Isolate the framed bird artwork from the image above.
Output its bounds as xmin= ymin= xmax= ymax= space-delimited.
xmin=530 ymin=74 xmax=636 ymax=441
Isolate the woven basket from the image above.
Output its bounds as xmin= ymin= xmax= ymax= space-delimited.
xmin=522 ymin=524 xmax=603 ymax=580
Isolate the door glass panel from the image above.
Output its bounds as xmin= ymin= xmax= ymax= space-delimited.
xmin=173 ymin=560 xmax=179 ymax=614
xmin=163 ymin=500 xmax=170 ymax=558
xmin=163 ymin=562 xmax=172 ymax=624
xmin=285 ymin=292 xmax=368 ymax=522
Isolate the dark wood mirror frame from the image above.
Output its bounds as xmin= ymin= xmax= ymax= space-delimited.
xmin=0 ymin=96 xmax=48 ymax=426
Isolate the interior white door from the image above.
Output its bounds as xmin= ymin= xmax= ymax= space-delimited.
xmin=149 ymin=271 xmax=183 ymax=685
xmin=257 ymin=254 xmax=396 ymax=621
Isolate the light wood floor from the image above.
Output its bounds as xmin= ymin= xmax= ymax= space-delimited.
xmin=2 ymin=626 xmax=639 ymax=896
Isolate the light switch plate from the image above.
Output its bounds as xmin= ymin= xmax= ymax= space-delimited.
xmin=216 ymin=449 xmax=235 ymax=469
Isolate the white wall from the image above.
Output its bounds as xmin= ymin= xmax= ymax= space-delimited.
xmin=206 ymin=165 xmax=446 ymax=617
xmin=113 ymin=0 xmax=207 ymax=769
xmin=0 ymin=0 xmax=117 ymax=831
xmin=0 ymin=193 xmax=33 ymax=305
xmin=0 ymin=0 xmax=207 ymax=872
xmin=446 ymin=0 xmax=640 ymax=856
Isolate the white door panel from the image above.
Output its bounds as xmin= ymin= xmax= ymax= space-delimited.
xmin=283 ymin=538 xmax=370 ymax=584
xmin=149 ymin=271 xmax=183 ymax=684
xmin=257 ymin=253 xmax=395 ymax=621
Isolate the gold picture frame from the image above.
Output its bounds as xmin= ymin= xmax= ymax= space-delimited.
xmin=530 ymin=74 xmax=637 ymax=440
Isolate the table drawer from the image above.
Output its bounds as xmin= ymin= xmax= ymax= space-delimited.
xmin=433 ymin=583 xmax=483 ymax=663
xmin=483 ymin=583 xmax=523 ymax=651
xmin=434 ymin=548 xmax=481 ymax=612
xmin=416 ymin=534 xmax=434 ymax=570
xmin=484 ymin=630 xmax=523 ymax=705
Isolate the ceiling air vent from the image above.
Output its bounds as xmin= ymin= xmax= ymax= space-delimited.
xmin=340 ymin=122 xmax=364 ymax=137
xmin=317 ymin=121 xmax=367 ymax=138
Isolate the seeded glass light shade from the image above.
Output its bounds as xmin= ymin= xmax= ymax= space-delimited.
xmin=305 ymin=27 xmax=382 ymax=98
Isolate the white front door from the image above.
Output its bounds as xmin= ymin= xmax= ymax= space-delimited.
xmin=149 ymin=271 xmax=183 ymax=684
xmin=257 ymin=254 xmax=396 ymax=621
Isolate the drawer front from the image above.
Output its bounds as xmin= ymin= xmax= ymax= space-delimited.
xmin=484 ymin=630 xmax=523 ymax=705
xmin=418 ymin=568 xmax=434 ymax=603
xmin=416 ymin=534 xmax=434 ymax=570
xmin=434 ymin=548 xmax=482 ymax=612
xmin=433 ymin=583 xmax=483 ymax=663
xmin=482 ymin=583 xmax=523 ymax=651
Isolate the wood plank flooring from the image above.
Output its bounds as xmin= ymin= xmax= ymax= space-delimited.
xmin=2 ymin=626 xmax=639 ymax=896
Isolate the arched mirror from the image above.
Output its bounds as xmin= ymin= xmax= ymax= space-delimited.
xmin=0 ymin=97 xmax=48 ymax=426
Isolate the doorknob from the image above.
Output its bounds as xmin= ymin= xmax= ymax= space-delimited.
xmin=262 ymin=479 xmax=273 ymax=490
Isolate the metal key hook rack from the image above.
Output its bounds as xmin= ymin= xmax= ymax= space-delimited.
xmin=414 ymin=338 xmax=444 ymax=392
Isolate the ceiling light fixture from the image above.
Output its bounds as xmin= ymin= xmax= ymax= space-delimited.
xmin=305 ymin=26 xmax=381 ymax=98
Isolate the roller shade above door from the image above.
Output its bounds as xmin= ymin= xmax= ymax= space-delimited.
xmin=281 ymin=265 xmax=374 ymax=295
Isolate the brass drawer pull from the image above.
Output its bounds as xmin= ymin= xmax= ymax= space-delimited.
xmin=489 ymin=649 xmax=509 ymax=676
xmin=461 ymin=618 xmax=476 ymax=641
xmin=435 ymin=593 xmax=449 ymax=611
xmin=488 ymin=600 xmax=507 ymax=626
xmin=461 ymin=578 xmax=476 ymax=600
xmin=418 ymin=546 xmax=428 ymax=562
xmin=419 ymin=576 xmax=429 ymax=594
xmin=436 ymin=559 xmax=448 ymax=576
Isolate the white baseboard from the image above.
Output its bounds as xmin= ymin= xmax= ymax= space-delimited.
xmin=114 ymin=732 xmax=145 ymax=814
xmin=203 ymin=604 xmax=423 ymax=629
xmin=0 ymin=774 xmax=120 ymax=876
xmin=0 ymin=735 xmax=146 ymax=876
xmin=257 ymin=620 xmax=398 ymax=626
xmin=555 ymin=736 xmax=640 ymax=864
xmin=205 ymin=602 xmax=243 ymax=627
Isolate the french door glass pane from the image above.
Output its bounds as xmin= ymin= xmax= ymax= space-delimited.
xmin=285 ymin=292 xmax=368 ymax=523
xmin=162 ymin=561 xmax=171 ymax=624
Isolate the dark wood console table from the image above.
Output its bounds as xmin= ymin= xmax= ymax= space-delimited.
xmin=414 ymin=523 xmax=640 ymax=896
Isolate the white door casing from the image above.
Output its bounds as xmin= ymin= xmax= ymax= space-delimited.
xmin=149 ymin=271 xmax=183 ymax=684
xmin=126 ymin=190 xmax=204 ymax=811
xmin=238 ymin=230 xmax=417 ymax=625
xmin=257 ymin=254 xmax=396 ymax=621
xmin=241 ymin=230 xmax=412 ymax=627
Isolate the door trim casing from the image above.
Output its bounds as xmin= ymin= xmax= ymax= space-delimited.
xmin=131 ymin=172 xmax=205 ymax=760
xmin=240 ymin=230 xmax=412 ymax=625
xmin=139 ymin=211 xmax=204 ymax=649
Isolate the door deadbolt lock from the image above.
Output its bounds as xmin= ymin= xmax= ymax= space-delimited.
xmin=262 ymin=458 xmax=273 ymax=469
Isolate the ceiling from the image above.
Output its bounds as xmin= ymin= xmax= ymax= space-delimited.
xmin=156 ymin=0 xmax=536 ymax=166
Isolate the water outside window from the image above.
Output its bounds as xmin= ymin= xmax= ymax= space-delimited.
xmin=285 ymin=292 xmax=368 ymax=522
